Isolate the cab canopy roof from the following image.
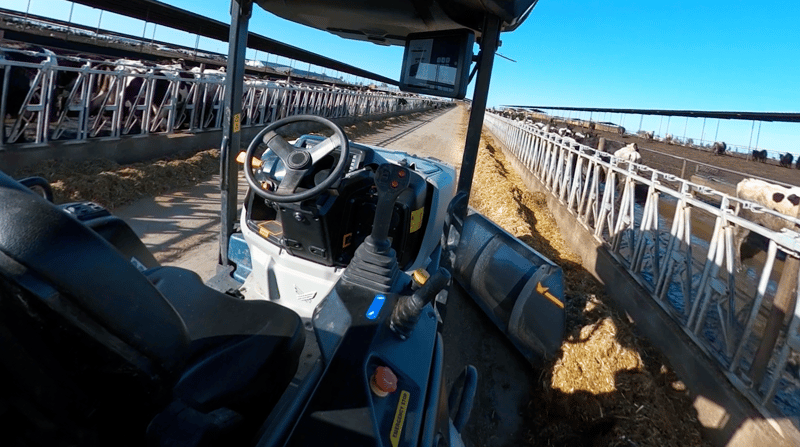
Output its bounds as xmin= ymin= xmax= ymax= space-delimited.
xmin=255 ymin=0 xmax=539 ymax=45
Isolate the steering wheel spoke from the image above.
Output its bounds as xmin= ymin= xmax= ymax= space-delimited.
xmin=262 ymin=131 xmax=296 ymax=160
xmin=308 ymin=134 xmax=341 ymax=163
xmin=276 ymin=168 xmax=306 ymax=194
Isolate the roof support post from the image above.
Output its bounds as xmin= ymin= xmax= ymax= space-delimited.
xmin=454 ymin=15 xmax=501 ymax=219
xmin=219 ymin=0 xmax=252 ymax=267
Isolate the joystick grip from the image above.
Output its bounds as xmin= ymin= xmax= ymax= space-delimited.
xmin=370 ymin=164 xmax=411 ymax=248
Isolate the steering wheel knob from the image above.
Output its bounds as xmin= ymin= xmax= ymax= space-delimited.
xmin=286 ymin=150 xmax=311 ymax=170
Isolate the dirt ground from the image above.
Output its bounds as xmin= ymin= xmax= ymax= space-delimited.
xmin=12 ymin=109 xmax=712 ymax=447
xmin=11 ymin=110 xmax=442 ymax=210
xmin=587 ymin=128 xmax=799 ymax=188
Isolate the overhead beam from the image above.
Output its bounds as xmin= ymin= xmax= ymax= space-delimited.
xmin=503 ymin=105 xmax=800 ymax=123
xmin=69 ymin=0 xmax=398 ymax=85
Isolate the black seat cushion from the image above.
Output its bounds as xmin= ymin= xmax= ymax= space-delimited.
xmin=0 ymin=171 xmax=190 ymax=371
xmin=145 ymin=266 xmax=305 ymax=411
xmin=0 ymin=170 xmax=306 ymax=442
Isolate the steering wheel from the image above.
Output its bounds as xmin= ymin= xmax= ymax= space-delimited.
xmin=244 ymin=115 xmax=350 ymax=203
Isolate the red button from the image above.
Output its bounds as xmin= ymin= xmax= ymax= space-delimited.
xmin=370 ymin=366 xmax=398 ymax=397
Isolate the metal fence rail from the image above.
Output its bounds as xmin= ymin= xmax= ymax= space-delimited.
xmin=484 ymin=112 xmax=800 ymax=427
xmin=0 ymin=48 xmax=440 ymax=147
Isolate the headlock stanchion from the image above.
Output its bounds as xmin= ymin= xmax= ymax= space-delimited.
xmin=484 ymin=111 xmax=800 ymax=431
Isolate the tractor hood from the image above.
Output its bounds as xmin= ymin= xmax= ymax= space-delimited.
xmin=254 ymin=0 xmax=539 ymax=45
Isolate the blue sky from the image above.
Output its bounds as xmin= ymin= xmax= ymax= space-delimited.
xmin=5 ymin=0 xmax=799 ymax=156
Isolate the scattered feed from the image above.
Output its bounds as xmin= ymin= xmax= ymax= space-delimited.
xmin=470 ymin=133 xmax=709 ymax=447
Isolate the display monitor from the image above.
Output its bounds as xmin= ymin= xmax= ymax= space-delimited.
xmin=399 ymin=30 xmax=475 ymax=99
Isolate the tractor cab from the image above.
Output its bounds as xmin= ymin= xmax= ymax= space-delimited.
xmin=233 ymin=121 xmax=456 ymax=320
xmin=0 ymin=1 xmax=566 ymax=446
xmin=216 ymin=0 xmax=545 ymax=324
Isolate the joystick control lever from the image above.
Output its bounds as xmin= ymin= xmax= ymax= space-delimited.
xmin=365 ymin=164 xmax=411 ymax=254
xmin=390 ymin=267 xmax=451 ymax=340
xmin=339 ymin=164 xmax=411 ymax=293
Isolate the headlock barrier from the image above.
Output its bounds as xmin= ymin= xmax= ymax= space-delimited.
xmin=484 ymin=112 xmax=800 ymax=445
xmin=0 ymin=46 xmax=442 ymax=147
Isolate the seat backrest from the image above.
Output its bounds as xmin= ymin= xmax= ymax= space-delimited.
xmin=0 ymin=171 xmax=190 ymax=370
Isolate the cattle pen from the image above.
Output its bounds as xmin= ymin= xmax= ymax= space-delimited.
xmin=485 ymin=111 xmax=800 ymax=445
xmin=4 ymin=3 xmax=800 ymax=446
xmin=0 ymin=43 xmax=446 ymax=173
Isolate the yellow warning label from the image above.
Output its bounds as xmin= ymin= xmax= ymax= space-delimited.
xmin=390 ymin=390 xmax=410 ymax=447
xmin=233 ymin=113 xmax=241 ymax=133
xmin=409 ymin=208 xmax=424 ymax=233
xmin=536 ymin=282 xmax=564 ymax=309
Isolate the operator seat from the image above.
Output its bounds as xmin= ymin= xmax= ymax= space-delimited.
xmin=0 ymin=170 xmax=305 ymax=446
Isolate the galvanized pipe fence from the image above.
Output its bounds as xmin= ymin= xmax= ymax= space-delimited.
xmin=484 ymin=112 xmax=800 ymax=427
xmin=0 ymin=48 xmax=441 ymax=147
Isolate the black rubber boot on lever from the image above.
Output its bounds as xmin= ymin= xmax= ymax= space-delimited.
xmin=390 ymin=267 xmax=451 ymax=340
xmin=340 ymin=164 xmax=411 ymax=293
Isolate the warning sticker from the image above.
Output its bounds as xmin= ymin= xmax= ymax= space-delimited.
xmin=409 ymin=208 xmax=424 ymax=233
xmin=536 ymin=281 xmax=564 ymax=309
xmin=389 ymin=390 xmax=410 ymax=447
xmin=233 ymin=113 xmax=241 ymax=133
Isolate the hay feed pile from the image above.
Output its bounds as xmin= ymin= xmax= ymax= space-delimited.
xmin=16 ymin=149 xmax=220 ymax=210
xmin=11 ymin=110 xmax=439 ymax=211
xmin=470 ymin=133 xmax=709 ymax=447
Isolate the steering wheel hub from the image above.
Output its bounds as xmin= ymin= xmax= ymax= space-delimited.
xmin=286 ymin=150 xmax=311 ymax=170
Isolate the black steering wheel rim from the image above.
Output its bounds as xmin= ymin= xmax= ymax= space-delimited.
xmin=244 ymin=115 xmax=350 ymax=203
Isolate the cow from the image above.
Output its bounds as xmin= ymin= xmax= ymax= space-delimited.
xmin=751 ymin=149 xmax=767 ymax=162
xmin=712 ymin=141 xmax=726 ymax=155
xmin=87 ymin=59 xmax=194 ymax=134
xmin=733 ymin=178 xmax=800 ymax=271
xmin=613 ymin=142 xmax=642 ymax=164
xmin=0 ymin=45 xmax=60 ymax=143
xmin=780 ymin=152 xmax=794 ymax=168
xmin=188 ymin=67 xmax=226 ymax=129
xmin=637 ymin=130 xmax=655 ymax=140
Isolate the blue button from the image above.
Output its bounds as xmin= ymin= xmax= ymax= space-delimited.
xmin=366 ymin=294 xmax=387 ymax=320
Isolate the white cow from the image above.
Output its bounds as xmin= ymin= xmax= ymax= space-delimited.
xmin=613 ymin=143 xmax=642 ymax=164
xmin=734 ymin=178 xmax=800 ymax=270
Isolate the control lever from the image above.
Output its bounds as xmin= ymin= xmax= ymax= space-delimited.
xmin=364 ymin=164 xmax=411 ymax=254
xmin=339 ymin=164 xmax=411 ymax=292
xmin=390 ymin=267 xmax=451 ymax=340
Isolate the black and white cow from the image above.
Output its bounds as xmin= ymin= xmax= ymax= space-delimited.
xmin=0 ymin=45 xmax=57 ymax=118
xmin=712 ymin=141 xmax=726 ymax=155
xmin=734 ymin=178 xmax=800 ymax=270
xmin=88 ymin=59 xmax=194 ymax=134
xmin=0 ymin=45 xmax=60 ymax=142
xmin=188 ymin=66 xmax=226 ymax=129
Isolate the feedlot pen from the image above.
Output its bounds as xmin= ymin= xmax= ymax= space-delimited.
xmin=486 ymin=111 xmax=800 ymax=446
xmin=15 ymin=104 xmax=799 ymax=446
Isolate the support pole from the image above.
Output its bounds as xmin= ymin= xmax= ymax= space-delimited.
xmin=219 ymin=0 xmax=252 ymax=267
xmin=455 ymin=15 xmax=501 ymax=217
xmin=750 ymin=243 xmax=800 ymax=385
